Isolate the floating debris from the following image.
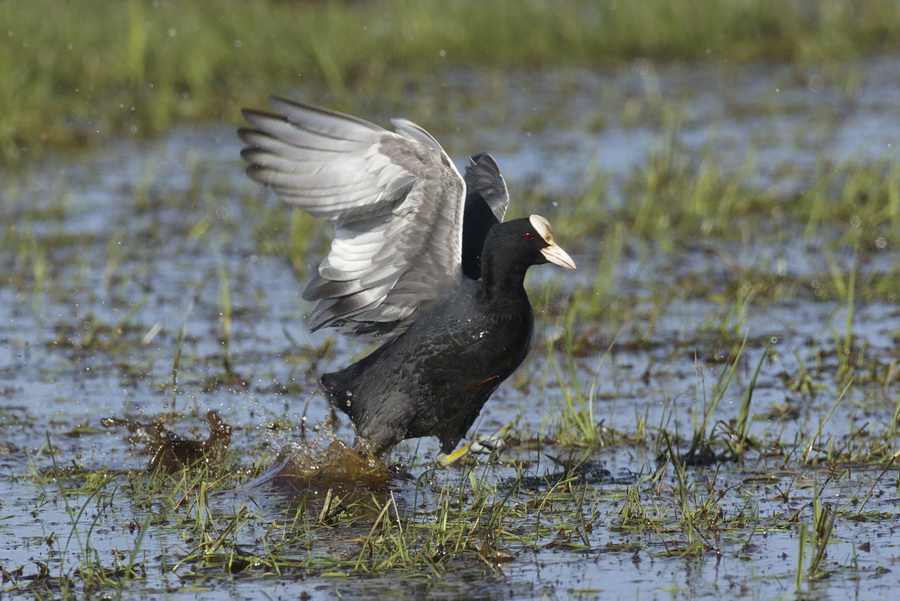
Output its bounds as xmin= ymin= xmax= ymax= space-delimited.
xmin=102 ymin=411 xmax=232 ymax=472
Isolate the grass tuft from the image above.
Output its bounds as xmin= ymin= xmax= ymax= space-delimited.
xmin=3 ymin=0 xmax=900 ymax=163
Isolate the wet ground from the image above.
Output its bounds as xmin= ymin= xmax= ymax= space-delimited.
xmin=1 ymin=57 xmax=899 ymax=600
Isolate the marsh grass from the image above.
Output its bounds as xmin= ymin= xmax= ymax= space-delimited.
xmin=2 ymin=26 xmax=899 ymax=599
xmin=10 ymin=406 xmax=900 ymax=601
xmin=553 ymin=139 xmax=898 ymax=350
xmin=3 ymin=0 xmax=900 ymax=163
xmin=545 ymin=327 xmax=617 ymax=447
xmin=654 ymin=336 xmax=752 ymax=466
xmin=620 ymin=142 xmax=899 ymax=253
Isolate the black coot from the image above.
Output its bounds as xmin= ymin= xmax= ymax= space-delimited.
xmin=239 ymin=99 xmax=575 ymax=460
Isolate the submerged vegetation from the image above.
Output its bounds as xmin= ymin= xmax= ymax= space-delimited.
xmin=3 ymin=0 xmax=900 ymax=163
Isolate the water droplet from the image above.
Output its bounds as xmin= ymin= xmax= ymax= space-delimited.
xmin=630 ymin=57 xmax=649 ymax=74
xmin=807 ymin=74 xmax=824 ymax=93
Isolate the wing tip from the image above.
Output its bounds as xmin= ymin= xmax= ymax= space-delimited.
xmin=465 ymin=152 xmax=502 ymax=179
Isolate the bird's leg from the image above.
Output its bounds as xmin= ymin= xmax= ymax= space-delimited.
xmin=436 ymin=422 xmax=514 ymax=467
xmin=352 ymin=436 xmax=384 ymax=460
xmin=436 ymin=441 xmax=473 ymax=467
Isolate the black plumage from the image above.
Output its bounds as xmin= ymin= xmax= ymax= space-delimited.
xmin=461 ymin=153 xmax=508 ymax=280
xmin=239 ymin=99 xmax=575 ymax=457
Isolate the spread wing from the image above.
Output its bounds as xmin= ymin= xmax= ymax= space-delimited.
xmin=464 ymin=152 xmax=509 ymax=223
xmin=239 ymin=98 xmax=466 ymax=339
xmin=460 ymin=153 xmax=510 ymax=279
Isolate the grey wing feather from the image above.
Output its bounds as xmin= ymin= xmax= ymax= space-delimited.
xmin=464 ymin=153 xmax=509 ymax=223
xmin=239 ymin=98 xmax=466 ymax=339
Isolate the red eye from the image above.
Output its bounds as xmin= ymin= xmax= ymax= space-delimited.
xmin=523 ymin=232 xmax=534 ymax=240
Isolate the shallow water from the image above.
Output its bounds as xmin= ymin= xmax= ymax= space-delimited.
xmin=1 ymin=58 xmax=899 ymax=600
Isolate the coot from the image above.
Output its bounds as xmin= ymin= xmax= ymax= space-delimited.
xmin=239 ymin=99 xmax=575 ymax=461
